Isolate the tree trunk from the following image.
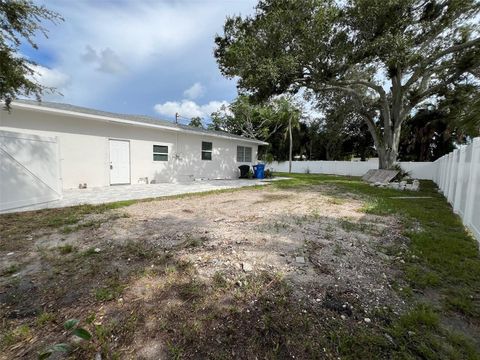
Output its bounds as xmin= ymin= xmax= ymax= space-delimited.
xmin=363 ymin=71 xmax=403 ymax=171
xmin=364 ymin=126 xmax=397 ymax=170
xmin=288 ymin=116 xmax=293 ymax=173
xmin=377 ymin=138 xmax=400 ymax=170
xmin=378 ymin=149 xmax=398 ymax=169
xmin=379 ymin=70 xmax=403 ymax=170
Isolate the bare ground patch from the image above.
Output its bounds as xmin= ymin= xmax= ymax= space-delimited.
xmin=1 ymin=185 xmax=415 ymax=359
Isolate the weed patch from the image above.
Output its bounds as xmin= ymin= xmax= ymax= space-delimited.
xmin=0 ymin=325 xmax=31 ymax=350
xmin=1 ymin=263 xmax=20 ymax=276
xmin=36 ymin=312 xmax=56 ymax=326
xmin=94 ymin=280 xmax=126 ymax=302
xmin=1 ymin=173 xmax=479 ymax=358
xmin=275 ymin=173 xmax=480 ymax=354
xmin=57 ymin=244 xmax=76 ymax=254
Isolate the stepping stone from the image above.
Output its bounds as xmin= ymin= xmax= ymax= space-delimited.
xmin=295 ymin=256 xmax=306 ymax=264
xmin=242 ymin=262 xmax=253 ymax=272
xmin=362 ymin=169 xmax=399 ymax=183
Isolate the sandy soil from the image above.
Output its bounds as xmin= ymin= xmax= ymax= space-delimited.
xmin=0 ymin=184 xmax=411 ymax=359
xmin=97 ymin=185 xmax=407 ymax=312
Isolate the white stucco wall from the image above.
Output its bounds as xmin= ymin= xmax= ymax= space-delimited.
xmin=0 ymin=107 xmax=259 ymax=189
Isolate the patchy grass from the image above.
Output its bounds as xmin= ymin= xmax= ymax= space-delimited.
xmin=1 ymin=263 xmax=20 ymax=276
xmin=0 ymin=325 xmax=31 ymax=349
xmin=327 ymin=196 xmax=346 ymax=205
xmin=0 ymin=186 xmax=264 ymax=252
xmin=181 ymin=234 xmax=207 ymax=249
xmin=61 ymin=213 xmax=129 ymax=234
xmin=94 ymin=280 xmax=126 ymax=302
xmin=0 ymin=202 xmax=135 ymax=252
xmin=444 ymin=289 xmax=480 ymax=318
xmin=275 ymin=173 xmax=480 ymax=290
xmin=276 ymin=173 xmax=480 ymax=354
xmin=386 ymin=303 xmax=479 ymax=359
xmin=338 ymin=218 xmax=382 ymax=235
xmin=213 ymin=271 xmax=228 ymax=289
xmin=57 ymin=244 xmax=76 ymax=254
xmin=1 ymin=174 xmax=479 ymax=358
xmin=36 ymin=312 xmax=55 ymax=326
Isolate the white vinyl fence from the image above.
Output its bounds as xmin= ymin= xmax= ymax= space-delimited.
xmin=270 ymin=160 xmax=436 ymax=180
xmin=433 ymin=138 xmax=480 ymax=242
xmin=270 ymin=139 xmax=479 ymax=242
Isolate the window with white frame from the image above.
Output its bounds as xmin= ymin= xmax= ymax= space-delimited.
xmin=153 ymin=145 xmax=168 ymax=161
xmin=237 ymin=146 xmax=252 ymax=162
xmin=201 ymin=141 xmax=212 ymax=160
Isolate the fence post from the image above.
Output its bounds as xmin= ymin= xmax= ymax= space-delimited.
xmin=441 ymin=156 xmax=447 ymax=191
xmin=445 ymin=153 xmax=453 ymax=198
xmin=464 ymin=138 xmax=480 ymax=229
xmin=438 ymin=157 xmax=443 ymax=189
xmin=442 ymin=154 xmax=448 ymax=194
xmin=449 ymin=150 xmax=459 ymax=203
xmin=453 ymin=146 xmax=466 ymax=213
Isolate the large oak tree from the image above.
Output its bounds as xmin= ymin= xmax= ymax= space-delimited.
xmin=0 ymin=0 xmax=62 ymax=109
xmin=214 ymin=0 xmax=480 ymax=169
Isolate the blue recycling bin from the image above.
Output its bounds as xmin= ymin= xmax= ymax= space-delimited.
xmin=253 ymin=164 xmax=265 ymax=179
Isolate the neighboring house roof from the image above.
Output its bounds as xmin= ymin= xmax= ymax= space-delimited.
xmin=8 ymin=99 xmax=268 ymax=145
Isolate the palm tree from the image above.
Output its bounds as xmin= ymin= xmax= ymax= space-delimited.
xmin=272 ymin=97 xmax=302 ymax=173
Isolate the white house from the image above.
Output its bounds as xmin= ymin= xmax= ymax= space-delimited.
xmin=0 ymin=100 xmax=267 ymax=211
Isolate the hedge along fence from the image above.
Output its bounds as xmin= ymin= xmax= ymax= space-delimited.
xmin=434 ymin=138 xmax=480 ymax=242
xmin=270 ymin=138 xmax=480 ymax=242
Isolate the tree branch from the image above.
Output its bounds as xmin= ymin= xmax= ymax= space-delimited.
xmin=328 ymin=80 xmax=392 ymax=137
xmin=403 ymin=37 xmax=480 ymax=90
xmin=416 ymin=69 xmax=464 ymax=103
xmin=319 ymin=85 xmax=366 ymax=105
xmin=333 ymin=80 xmax=386 ymax=98
xmin=361 ymin=113 xmax=382 ymax=149
xmin=318 ymin=85 xmax=383 ymax=149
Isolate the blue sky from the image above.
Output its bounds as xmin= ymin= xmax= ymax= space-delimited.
xmin=25 ymin=0 xmax=257 ymax=122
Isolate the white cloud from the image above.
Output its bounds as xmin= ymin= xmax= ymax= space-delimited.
xmin=154 ymin=99 xmax=229 ymax=119
xmin=31 ymin=65 xmax=70 ymax=91
xmin=33 ymin=1 xmax=232 ymax=105
xmin=32 ymin=0 xmax=257 ymax=107
xmin=183 ymin=82 xmax=205 ymax=99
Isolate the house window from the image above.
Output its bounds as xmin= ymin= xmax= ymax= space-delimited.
xmin=201 ymin=141 xmax=212 ymax=160
xmin=153 ymin=145 xmax=168 ymax=161
xmin=237 ymin=146 xmax=252 ymax=162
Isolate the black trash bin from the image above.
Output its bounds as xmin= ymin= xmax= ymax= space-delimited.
xmin=238 ymin=165 xmax=251 ymax=179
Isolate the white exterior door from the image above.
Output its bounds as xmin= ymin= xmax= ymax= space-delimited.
xmin=109 ymin=139 xmax=130 ymax=185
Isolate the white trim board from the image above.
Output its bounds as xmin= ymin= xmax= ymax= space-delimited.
xmin=9 ymin=102 xmax=269 ymax=146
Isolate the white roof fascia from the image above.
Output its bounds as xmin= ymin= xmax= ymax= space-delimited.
xmin=9 ymin=102 xmax=269 ymax=146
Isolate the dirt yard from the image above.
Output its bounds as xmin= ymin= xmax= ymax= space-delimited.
xmin=0 ymin=178 xmax=477 ymax=359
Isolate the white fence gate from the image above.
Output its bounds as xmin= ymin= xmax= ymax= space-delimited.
xmin=0 ymin=130 xmax=62 ymax=212
xmin=433 ymin=138 xmax=480 ymax=241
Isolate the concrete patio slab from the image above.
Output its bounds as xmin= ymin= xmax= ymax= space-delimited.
xmin=5 ymin=179 xmax=283 ymax=213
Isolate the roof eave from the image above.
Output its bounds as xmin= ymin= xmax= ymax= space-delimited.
xmin=7 ymin=101 xmax=268 ymax=145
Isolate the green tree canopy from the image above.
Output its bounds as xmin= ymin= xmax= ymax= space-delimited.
xmin=0 ymin=0 xmax=62 ymax=109
xmin=316 ymin=92 xmax=376 ymax=161
xmin=188 ymin=116 xmax=204 ymax=128
xmin=399 ymin=83 xmax=479 ymax=161
xmin=208 ymin=95 xmax=300 ymax=141
xmin=215 ymin=0 xmax=480 ymax=169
